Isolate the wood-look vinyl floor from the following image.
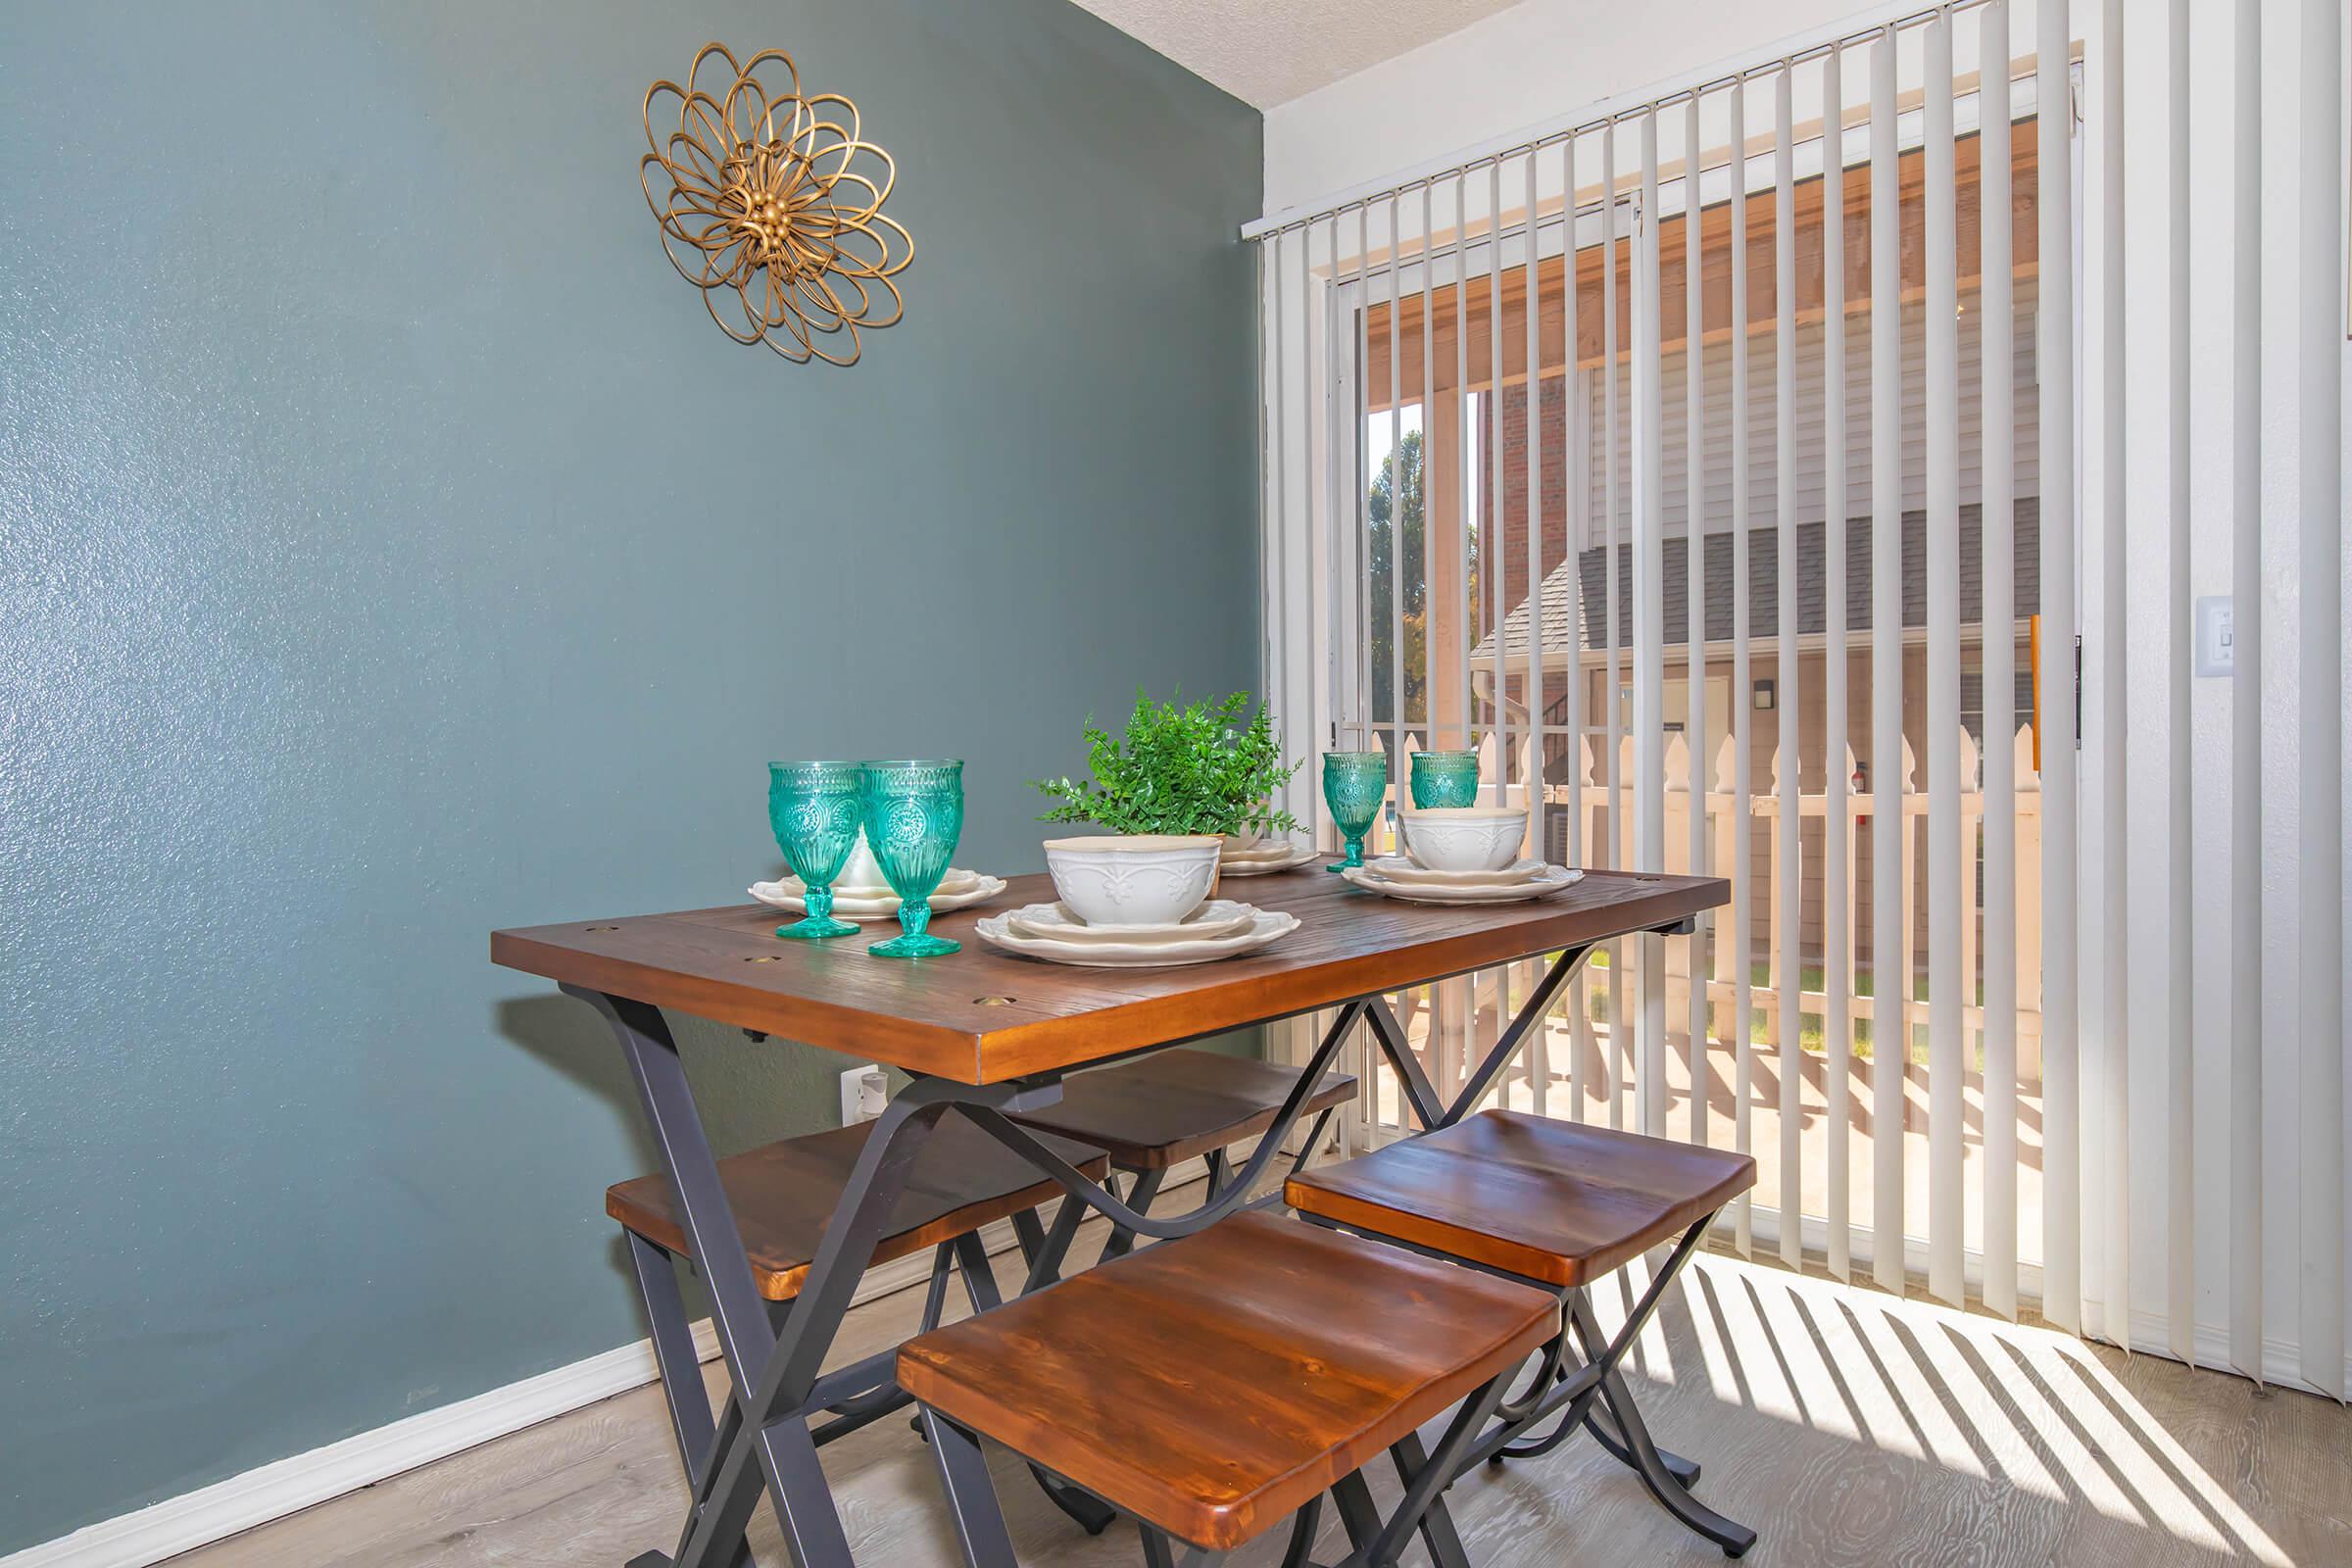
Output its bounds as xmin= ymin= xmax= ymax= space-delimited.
xmin=171 ymin=1214 xmax=2352 ymax=1568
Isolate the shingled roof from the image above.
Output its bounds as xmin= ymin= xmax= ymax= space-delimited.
xmin=1470 ymin=499 xmax=2042 ymax=667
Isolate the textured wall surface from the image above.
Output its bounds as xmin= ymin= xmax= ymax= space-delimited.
xmin=0 ymin=2 xmax=1260 ymax=1549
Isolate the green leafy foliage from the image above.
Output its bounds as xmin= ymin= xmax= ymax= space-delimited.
xmin=1032 ymin=690 xmax=1301 ymax=838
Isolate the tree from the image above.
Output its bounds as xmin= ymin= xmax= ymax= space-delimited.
xmin=1367 ymin=426 xmax=1476 ymax=734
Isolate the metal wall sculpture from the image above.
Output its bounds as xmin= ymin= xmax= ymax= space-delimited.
xmin=640 ymin=43 xmax=912 ymax=366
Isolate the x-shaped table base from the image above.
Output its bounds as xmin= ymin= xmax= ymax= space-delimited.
xmin=575 ymin=912 xmax=1710 ymax=1568
xmin=570 ymin=985 xmax=1369 ymax=1568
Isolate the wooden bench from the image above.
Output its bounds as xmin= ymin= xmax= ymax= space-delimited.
xmin=1006 ymin=1049 xmax=1357 ymax=1258
xmin=608 ymin=1117 xmax=1107 ymax=1300
xmin=1286 ymin=1111 xmax=1759 ymax=1559
xmin=899 ymin=1209 xmax=1557 ymax=1567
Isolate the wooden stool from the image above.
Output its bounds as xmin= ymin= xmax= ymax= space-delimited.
xmin=1286 ymin=1110 xmax=1760 ymax=1559
xmin=1006 ymin=1049 xmax=1358 ymax=1259
xmin=610 ymin=1116 xmax=1115 ymax=1530
xmin=898 ymin=1209 xmax=1558 ymax=1568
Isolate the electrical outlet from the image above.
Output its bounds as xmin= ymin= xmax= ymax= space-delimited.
xmin=2195 ymin=595 xmax=2234 ymax=677
xmin=839 ymin=1063 xmax=888 ymax=1125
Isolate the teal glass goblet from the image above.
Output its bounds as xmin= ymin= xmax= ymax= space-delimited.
xmin=859 ymin=760 xmax=964 ymax=958
xmin=1323 ymin=751 xmax=1388 ymax=872
xmin=1409 ymin=749 xmax=1482 ymax=809
xmin=768 ymin=760 xmax=864 ymax=940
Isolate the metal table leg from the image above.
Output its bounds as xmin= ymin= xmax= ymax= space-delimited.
xmin=566 ymin=986 xmax=1057 ymax=1568
xmin=1364 ymin=942 xmax=1600 ymax=1133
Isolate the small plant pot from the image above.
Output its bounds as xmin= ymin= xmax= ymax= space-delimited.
xmin=1044 ymin=835 xmax=1222 ymax=926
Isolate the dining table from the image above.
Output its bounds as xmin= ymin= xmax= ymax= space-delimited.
xmin=491 ymin=862 xmax=1730 ymax=1568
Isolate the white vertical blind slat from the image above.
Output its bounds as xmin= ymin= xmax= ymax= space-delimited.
xmin=1490 ymin=161 xmax=1508 ymax=801
xmin=1602 ymin=122 xmax=1627 ymax=1132
xmin=1566 ymin=132 xmax=1592 ymax=1131
xmin=1416 ymin=178 xmax=1438 ymax=1126
xmin=1326 ymin=211 xmax=1346 ymax=806
xmin=2294 ymin=0 xmax=2346 ymax=1401
xmin=1869 ymin=24 xmax=1907 ymax=1298
xmin=1526 ymin=149 xmax=1547 ymax=877
xmin=1420 ymin=180 xmax=1437 ymax=761
xmin=2226 ymin=0 xmax=2263 ymax=1380
xmin=2161 ymin=0 xmax=2195 ymax=1366
xmin=2038 ymin=0 xmax=2083 ymax=1339
xmin=1443 ymin=174 xmax=1474 ymax=1118
xmin=1455 ymin=174 xmax=1472 ymax=752
xmin=1821 ymin=39 xmax=1853 ymax=1284
xmin=1684 ymin=92 xmax=1710 ymax=1157
xmin=2096 ymin=0 xmax=2132 ymax=1346
xmin=1524 ymin=147 xmax=1550 ymax=1118
xmin=1979 ymin=0 xmax=2019 ymax=1323
xmin=1260 ymin=240 xmax=1279 ymax=780
xmin=1774 ymin=67 xmax=1802 ymax=1267
xmin=1357 ymin=203 xmax=1374 ymax=754
xmin=1729 ymin=74 xmax=1755 ymax=1257
xmin=1636 ymin=108 xmax=1668 ymax=1140
xmin=1483 ymin=164 xmax=1507 ymax=1120
xmin=1924 ymin=12 xmax=1965 ymax=1307
xmin=1300 ymin=223 xmax=1322 ymax=839
xmin=1387 ymin=193 xmax=1404 ymax=825
xmin=1267 ymin=237 xmax=1284 ymax=813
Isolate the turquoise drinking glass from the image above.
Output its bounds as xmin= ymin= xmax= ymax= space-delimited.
xmin=859 ymin=760 xmax=964 ymax=958
xmin=768 ymin=760 xmax=864 ymax=940
xmin=1322 ymin=751 xmax=1388 ymax=871
xmin=1409 ymin=749 xmax=1482 ymax=809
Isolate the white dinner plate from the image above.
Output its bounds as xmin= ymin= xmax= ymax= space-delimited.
xmin=1341 ymin=863 xmax=1584 ymax=906
xmin=975 ymin=906 xmax=1298 ymax=967
xmin=780 ymin=866 xmax=984 ymax=900
xmin=1362 ymin=855 xmax=1548 ymax=888
xmin=748 ymin=873 xmax=1005 ymax=921
xmin=1004 ymin=899 xmax=1260 ymax=945
xmin=1217 ymin=843 xmax=1320 ymax=875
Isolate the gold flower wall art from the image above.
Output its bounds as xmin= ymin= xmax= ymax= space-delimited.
xmin=639 ymin=43 xmax=912 ymax=366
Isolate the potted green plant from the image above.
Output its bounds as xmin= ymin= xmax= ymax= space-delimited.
xmin=1030 ymin=691 xmax=1300 ymax=922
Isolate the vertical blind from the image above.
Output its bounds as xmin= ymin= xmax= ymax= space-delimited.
xmin=1250 ymin=0 xmax=2346 ymax=1396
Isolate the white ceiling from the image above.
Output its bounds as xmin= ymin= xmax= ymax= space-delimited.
xmin=1066 ymin=0 xmax=1525 ymax=109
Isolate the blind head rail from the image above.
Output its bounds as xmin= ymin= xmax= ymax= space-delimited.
xmin=1243 ymin=0 xmax=2003 ymax=244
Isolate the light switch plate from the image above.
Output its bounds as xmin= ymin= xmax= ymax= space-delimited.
xmin=2195 ymin=595 xmax=2233 ymax=677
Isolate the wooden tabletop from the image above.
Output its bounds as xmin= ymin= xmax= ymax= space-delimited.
xmin=491 ymin=867 xmax=1727 ymax=1085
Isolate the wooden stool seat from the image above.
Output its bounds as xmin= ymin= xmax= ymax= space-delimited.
xmin=1007 ymin=1048 xmax=1357 ymax=1170
xmin=608 ymin=1117 xmax=1109 ymax=1300
xmin=1286 ymin=1109 xmax=1757 ymax=1288
xmin=897 ymin=1208 xmax=1557 ymax=1551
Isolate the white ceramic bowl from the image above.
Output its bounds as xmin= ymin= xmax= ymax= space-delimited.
xmin=1043 ymin=835 xmax=1221 ymax=926
xmin=1396 ymin=806 xmax=1527 ymax=873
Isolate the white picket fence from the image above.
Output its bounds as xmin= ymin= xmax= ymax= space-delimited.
xmin=1368 ymin=720 xmax=2046 ymax=1084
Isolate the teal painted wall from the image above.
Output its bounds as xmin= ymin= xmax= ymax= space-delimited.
xmin=0 ymin=1 xmax=1261 ymax=1550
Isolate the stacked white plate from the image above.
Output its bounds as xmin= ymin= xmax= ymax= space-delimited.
xmin=749 ymin=866 xmax=1007 ymax=922
xmin=1217 ymin=838 xmax=1320 ymax=876
xmin=975 ymin=897 xmax=1298 ymax=967
xmin=1341 ymin=855 xmax=1584 ymax=906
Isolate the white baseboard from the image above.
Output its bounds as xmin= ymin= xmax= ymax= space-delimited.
xmin=3 ymin=1160 xmax=1216 ymax=1568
